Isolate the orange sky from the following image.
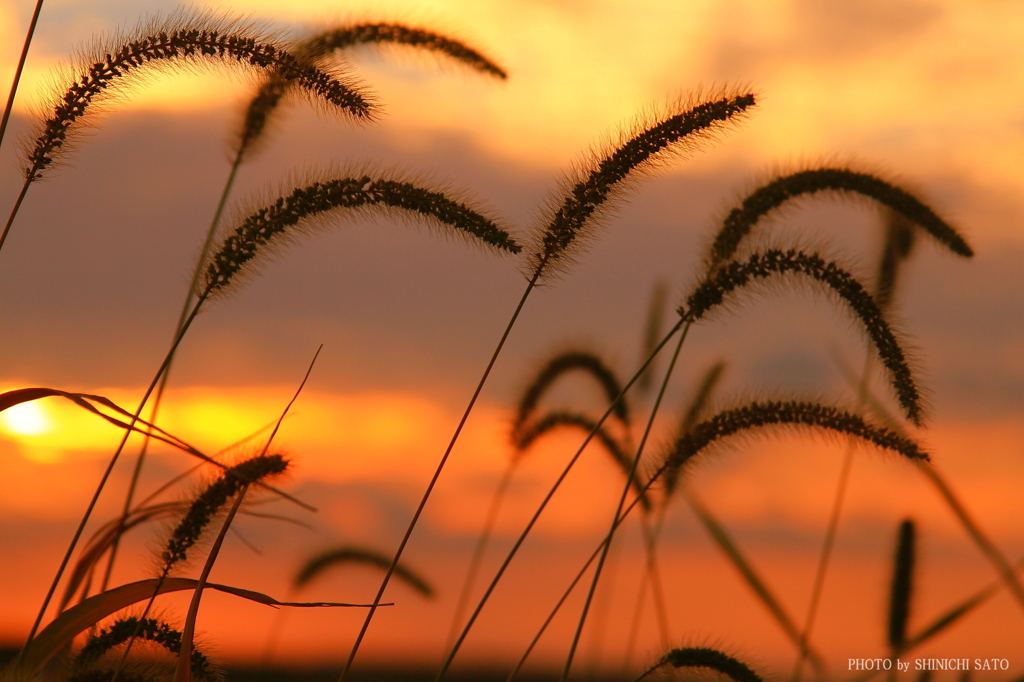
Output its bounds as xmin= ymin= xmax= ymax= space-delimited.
xmin=2 ymin=0 xmax=1024 ymax=678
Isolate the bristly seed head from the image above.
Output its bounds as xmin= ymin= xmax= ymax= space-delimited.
xmin=161 ymin=454 xmax=288 ymax=572
xmin=680 ymin=248 xmax=924 ymax=426
xmin=201 ymin=174 xmax=519 ymax=297
xmin=236 ymin=23 xmax=504 ymax=158
xmin=707 ymin=167 xmax=972 ymax=272
xmin=529 ymin=92 xmax=756 ymax=278
xmin=664 ymin=401 xmax=928 ymax=474
xmin=645 ymin=647 xmax=763 ymax=682
xmin=74 ymin=617 xmax=215 ymax=681
xmin=25 ymin=11 xmax=373 ymax=182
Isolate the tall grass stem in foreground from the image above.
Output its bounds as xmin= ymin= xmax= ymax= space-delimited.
xmin=0 ymin=0 xmax=44 ymax=149
xmin=342 ymin=91 xmax=755 ymax=679
xmin=560 ymin=323 xmax=690 ymax=680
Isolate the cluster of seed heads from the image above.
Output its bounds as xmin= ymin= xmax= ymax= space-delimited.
xmin=707 ymin=167 xmax=972 ymax=271
xmin=27 ymin=24 xmax=371 ymax=182
xmin=203 ymin=176 xmax=518 ymax=295
xmin=664 ymin=401 xmax=928 ymax=473
xmin=682 ymin=248 xmax=923 ymax=425
xmin=75 ymin=617 xmax=214 ymax=681
xmin=161 ymin=454 xmax=288 ymax=571
xmin=533 ymin=93 xmax=756 ymax=274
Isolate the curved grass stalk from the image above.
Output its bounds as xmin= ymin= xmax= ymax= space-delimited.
xmin=343 ymin=92 xmax=755 ymax=680
xmin=295 ymin=546 xmax=434 ymax=597
xmin=0 ymin=0 xmax=45 ymax=150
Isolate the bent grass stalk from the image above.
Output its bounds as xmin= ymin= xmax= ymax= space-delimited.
xmin=342 ymin=91 xmax=756 ymax=680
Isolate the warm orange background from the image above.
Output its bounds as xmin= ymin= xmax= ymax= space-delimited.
xmin=2 ymin=0 xmax=1023 ymax=678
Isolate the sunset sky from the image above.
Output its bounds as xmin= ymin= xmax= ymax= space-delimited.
xmin=1 ymin=0 xmax=1023 ymax=677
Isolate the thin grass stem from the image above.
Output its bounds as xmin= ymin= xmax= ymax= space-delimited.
xmin=341 ymin=273 xmax=540 ymax=682
xmin=444 ymin=459 xmax=519 ymax=652
xmin=560 ymin=322 xmax=690 ymax=681
xmin=438 ymin=318 xmax=686 ymax=681
xmin=0 ymin=0 xmax=44 ymax=150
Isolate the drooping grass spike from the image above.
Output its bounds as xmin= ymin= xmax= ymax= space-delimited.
xmin=681 ymin=248 xmax=925 ymax=425
xmin=515 ymin=410 xmax=651 ymax=512
xmin=74 ymin=617 xmax=215 ymax=682
xmin=161 ymin=454 xmax=288 ymax=575
xmin=634 ymin=647 xmax=763 ymax=682
xmin=513 ymin=350 xmax=630 ymax=439
xmin=23 ymin=10 xmax=373 ymax=185
xmin=664 ymin=401 xmax=928 ymax=472
xmin=889 ymin=518 xmax=916 ymax=652
xmin=294 ymin=547 xmax=434 ymax=598
xmin=527 ymin=90 xmax=756 ymax=278
xmin=706 ymin=167 xmax=972 ymax=272
xmin=238 ymin=23 xmax=506 ymax=159
xmin=201 ymin=172 xmax=517 ymax=298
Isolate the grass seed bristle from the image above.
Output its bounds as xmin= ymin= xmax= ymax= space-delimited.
xmin=161 ymin=454 xmax=288 ymax=573
xmin=74 ymin=617 xmax=214 ymax=681
xmin=528 ymin=91 xmax=756 ymax=278
xmin=23 ymin=9 xmax=374 ymax=183
xmin=681 ymin=248 xmax=924 ymax=425
xmin=707 ymin=167 xmax=972 ymax=271
xmin=202 ymin=173 xmax=518 ymax=297
xmin=665 ymin=401 xmax=928 ymax=474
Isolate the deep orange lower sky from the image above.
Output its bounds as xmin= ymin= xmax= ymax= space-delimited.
xmin=2 ymin=0 xmax=1024 ymax=678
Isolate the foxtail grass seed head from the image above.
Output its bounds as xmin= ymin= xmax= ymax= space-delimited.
xmin=706 ymin=167 xmax=972 ymax=272
xmin=514 ymin=411 xmax=651 ymax=512
xmin=642 ymin=647 xmax=763 ymax=682
xmin=680 ymin=248 xmax=924 ymax=425
xmin=23 ymin=10 xmax=374 ymax=183
xmin=665 ymin=401 xmax=928 ymax=476
xmin=236 ymin=23 xmax=504 ymax=158
xmin=528 ymin=91 xmax=756 ymax=278
xmin=201 ymin=173 xmax=518 ymax=298
xmin=161 ymin=454 xmax=288 ymax=572
xmin=294 ymin=547 xmax=434 ymax=598
xmin=513 ymin=351 xmax=629 ymax=439
xmin=74 ymin=617 xmax=215 ymax=681
xmin=889 ymin=518 xmax=916 ymax=651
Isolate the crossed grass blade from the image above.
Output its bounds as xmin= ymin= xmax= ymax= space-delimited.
xmin=0 ymin=0 xmax=44 ymax=150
